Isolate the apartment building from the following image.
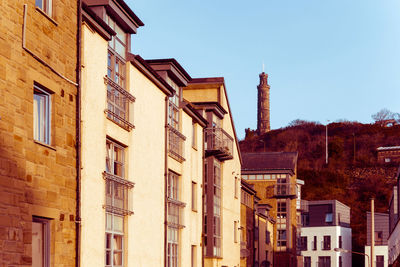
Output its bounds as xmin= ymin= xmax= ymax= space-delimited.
xmin=146 ymin=59 xmax=207 ymax=267
xmin=300 ymin=200 xmax=352 ymax=267
xmin=0 ymin=0 xmax=78 ymax=266
xmin=240 ymin=180 xmax=257 ymax=267
xmin=241 ymin=152 xmax=301 ymax=267
xmin=255 ymin=203 xmax=275 ymax=267
xmin=364 ymin=212 xmax=389 ymax=267
xmin=184 ymin=78 xmax=242 ymax=267
xmin=388 ymin=167 xmax=400 ymax=267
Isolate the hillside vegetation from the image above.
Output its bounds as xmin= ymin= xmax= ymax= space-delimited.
xmin=240 ymin=121 xmax=400 ymax=262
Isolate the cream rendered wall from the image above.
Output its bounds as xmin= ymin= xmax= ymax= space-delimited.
xmin=365 ymin=245 xmax=388 ymax=267
xmin=183 ymin=88 xmax=218 ymax=103
xmin=128 ymin=65 xmax=166 ymax=267
xmin=219 ymin=85 xmax=241 ymax=267
xmin=204 ymin=85 xmax=241 ymax=267
xmin=80 ymin=24 xmax=109 ymax=267
xmin=179 ymin=110 xmax=204 ymax=267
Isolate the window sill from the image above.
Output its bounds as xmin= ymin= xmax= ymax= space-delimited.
xmin=192 ymin=145 xmax=197 ymax=151
xmin=34 ymin=140 xmax=56 ymax=151
xmin=35 ymin=7 xmax=58 ymax=26
xmin=191 ymin=208 xmax=198 ymax=213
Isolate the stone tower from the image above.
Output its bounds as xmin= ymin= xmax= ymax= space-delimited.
xmin=257 ymin=72 xmax=270 ymax=134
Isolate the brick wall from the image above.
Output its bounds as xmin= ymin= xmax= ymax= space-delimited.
xmin=0 ymin=1 xmax=77 ymax=266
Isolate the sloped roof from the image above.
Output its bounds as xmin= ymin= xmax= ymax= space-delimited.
xmin=241 ymin=152 xmax=298 ymax=172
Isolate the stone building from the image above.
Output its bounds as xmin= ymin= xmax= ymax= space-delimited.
xmin=241 ymin=152 xmax=301 ymax=267
xmin=0 ymin=0 xmax=78 ymax=266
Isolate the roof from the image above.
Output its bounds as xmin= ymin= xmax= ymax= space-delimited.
xmin=241 ymin=152 xmax=298 ymax=172
xmin=377 ymin=146 xmax=400 ymax=151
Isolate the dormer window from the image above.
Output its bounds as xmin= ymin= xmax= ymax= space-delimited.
xmin=105 ymin=15 xmax=127 ymax=59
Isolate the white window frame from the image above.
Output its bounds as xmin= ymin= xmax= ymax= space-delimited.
xmin=33 ymin=85 xmax=51 ymax=145
xmin=105 ymin=213 xmax=124 ymax=267
xmin=35 ymin=0 xmax=52 ymax=17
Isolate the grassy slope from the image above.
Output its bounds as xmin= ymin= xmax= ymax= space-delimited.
xmin=240 ymin=122 xmax=400 ymax=263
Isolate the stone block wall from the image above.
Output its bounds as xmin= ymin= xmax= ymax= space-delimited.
xmin=0 ymin=0 xmax=77 ymax=266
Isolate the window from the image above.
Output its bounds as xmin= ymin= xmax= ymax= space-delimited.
xmin=277 ymin=230 xmax=286 ymax=247
xmin=32 ymin=216 xmax=50 ymax=267
xmin=167 ymin=77 xmax=180 ymax=130
xmin=375 ymin=231 xmax=383 ymax=245
xmin=338 ymin=235 xmax=342 ymax=248
xmin=192 ymin=181 xmax=197 ymax=211
xmin=167 ymin=171 xmax=184 ymax=266
xmin=322 ymin=235 xmax=331 ymax=250
xmin=313 ymin=236 xmax=317 ymax=250
xmin=304 ymin=256 xmax=311 ymax=267
xmin=318 ymin=256 xmax=330 ymax=267
xmin=266 ymin=230 xmax=270 ymax=244
xmin=192 ymin=122 xmax=197 ymax=148
xmin=339 ymin=256 xmax=342 ymax=267
xmin=277 ymin=200 xmax=287 ymax=219
xmin=105 ymin=213 xmax=124 ymax=267
xmin=167 ymin=227 xmax=178 ymax=267
xmin=325 ymin=213 xmax=333 ymax=223
xmin=376 ymin=255 xmax=384 ymax=267
xmin=106 ymin=15 xmax=127 ymax=59
xmin=191 ymin=245 xmax=197 ymax=267
xmin=300 ymin=236 xmax=307 ymax=251
xmin=34 ymin=85 xmax=51 ymax=145
xmin=106 ymin=140 xmax=124 ymax=178
xmin=234 ymin=221 xmax=238 ymax=243
xmin=213 ymin=160 xmax=221 ymax=257
xmin=35 ymin=0 xmax=52 ymax=17
xmin=234 ymin=177 xmax=238 ymax=198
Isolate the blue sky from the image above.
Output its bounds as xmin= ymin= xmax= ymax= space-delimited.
xmin=127 ymin=0 xmax=400 ymax=139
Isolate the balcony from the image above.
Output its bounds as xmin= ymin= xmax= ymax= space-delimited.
xmin=103 ymin=172 xmax=134 ymax=216
xmin=273 ymin=183 xmax=297 ymax=198
xmin=104 ymin=76 xmax=135 ymax=131
xmin=205 ymin=127 xmax=233 ymax=161
xmin=168 ymin=126 xmax=186 ymax=162
xmin=167 ymin=198 xmax=186 ymax=228
xmin=298 ymin=199 xmax=309 ymax=212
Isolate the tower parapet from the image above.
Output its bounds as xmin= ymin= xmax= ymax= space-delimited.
xmin=257 ymin=72 xmax=270 ymax=134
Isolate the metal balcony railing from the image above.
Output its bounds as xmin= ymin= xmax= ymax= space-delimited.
xmin=205 ymin=127 xmax=233 ymax=161
xmin=167 ymin=198 xmax=186 ymax=228
xmin=273 ymin=183 xmax=297 ymax=198
xmin=104 ymin=76 xmax=135 ymax=131
xmin=103 ymin=172 xmax=134 ymax=216
xmin=168 ymin=126 xmax=186 ymax=162
xmin=298 ymin=199 xmax=309 ymax=212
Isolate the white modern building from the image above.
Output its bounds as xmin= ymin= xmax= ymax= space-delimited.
xmin=299 ymin=200 xmax=352 ymax=267
xmin=364 ymin=212 xmax=389 ymax=267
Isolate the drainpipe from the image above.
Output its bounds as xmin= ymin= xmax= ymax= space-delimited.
xmin=201 ymin=127 xmax=205 ymax=267
xmin=164 ymin=96 xmax=168 ymax=267
xmin=75 ymin=1 xmax=82 ymax=267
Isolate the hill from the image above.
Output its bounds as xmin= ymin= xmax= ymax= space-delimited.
xmin=239 ymin=121 xmax=400 ymax=264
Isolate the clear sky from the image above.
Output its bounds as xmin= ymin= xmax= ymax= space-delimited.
xmin=127 ymin=0 xmax=400 ymax=139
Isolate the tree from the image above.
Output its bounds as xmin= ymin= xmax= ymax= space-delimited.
xmin=371 ymin=108 xmax=400 ymax=126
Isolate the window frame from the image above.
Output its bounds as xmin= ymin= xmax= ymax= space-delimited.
xmin=32 ymin=216 xmax=51 ymax=267
xmin=192 ymin=181 xmax=197 ymax=211
xmin=106 ymin=139 xmax=125 ymax=178
xmin=322 ymin=235 xmax=331 ymax=250
xmin=105 ymin=213 xmax=124 ymax=267
xmin=35 ymin=0 xmax=52 ymax=17
xmin=33 ymin=85 xmax=51 ymax=145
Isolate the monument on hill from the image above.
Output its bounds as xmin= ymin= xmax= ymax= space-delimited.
xmin=257 ymin=72 xmax=270 ymax=134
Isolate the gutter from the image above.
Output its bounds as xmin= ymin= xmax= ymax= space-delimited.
xmin=75 ymin=1 xmax=82 ymax=267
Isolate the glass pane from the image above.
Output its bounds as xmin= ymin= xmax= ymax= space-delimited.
xmin=115 ymin=24 xmax=126 ymax=44
xmin=113 ymin=235 xmax=123 ymax=250
xmin=106 ymin=233 xmax=112 ymax=249
xmin=106 ymin=214 xmax=112 ymax=230
xmin=113 ymin=215 xmax=123 ymax=232
xmin=105 ymin=251 xmax=112 ymax=265
xmin=115 ymin=40 xmax=125 ymax=58
xmin=113 ymin=251 xmax=123 ymax=265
